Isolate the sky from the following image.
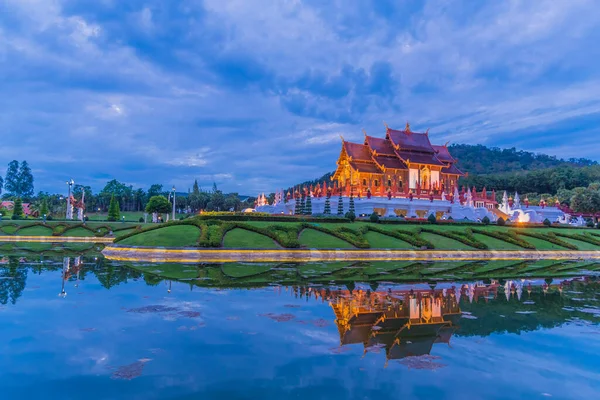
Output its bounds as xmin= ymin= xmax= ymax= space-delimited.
xmin=2 ymin=0 xmax=600 ymax=196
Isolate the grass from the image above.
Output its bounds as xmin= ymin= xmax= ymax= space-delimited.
xmin=298 ymin=228 xmax=354 ymax=248
xmin=17 ymin=226 xmax=54 ymax=236
xmin=472 ymin=233 xmax=523 ymax=250
xmin=364 ymin=231 xmax=416 ymax=249
xmin=223 ymin=228 xmax=280 ymax=249
xmin=557 ymin=236 xmax=599 ymax=251
xmin=119 ymin=225 xmax=201 ymax=247
xmin=419 ymin=232 xmax=474 ymax=250
xmin=63 ymin=227 xmax=95 ymax=237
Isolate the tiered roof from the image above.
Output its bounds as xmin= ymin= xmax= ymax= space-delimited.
xmin=335 ymin=125 xmax=465 ymax=176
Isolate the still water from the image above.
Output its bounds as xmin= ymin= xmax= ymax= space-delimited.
xmin=1 ymin=255 xmax=599 ymax=400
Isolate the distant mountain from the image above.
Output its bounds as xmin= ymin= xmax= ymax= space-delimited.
xmin=449 ymin=144 xmax=597 ymax=175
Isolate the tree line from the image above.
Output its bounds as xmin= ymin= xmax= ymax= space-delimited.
xmin=0 ymin=160 xmax=255 ymax=218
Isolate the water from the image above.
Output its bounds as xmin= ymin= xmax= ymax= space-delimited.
xmin=1 ymin=255 xmax=600 ymax=399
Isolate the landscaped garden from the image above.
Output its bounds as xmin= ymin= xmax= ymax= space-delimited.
xmin=110 ymin=215 xmax=600 ymax=251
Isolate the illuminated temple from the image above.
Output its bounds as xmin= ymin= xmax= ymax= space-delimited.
xmin=256 ymin=123 xmax=574 ymax=223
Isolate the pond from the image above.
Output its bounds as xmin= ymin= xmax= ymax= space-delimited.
xmin=1 ymin=255 xmax=599 ymax=399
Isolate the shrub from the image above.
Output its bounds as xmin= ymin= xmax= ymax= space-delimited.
xmin=427 ymin=213 xmax=436 ymax=224
xmin=345 ymin=211 xmax=356 ymax=222
xmin=46 ymin=215 xmax=53 ymax=221
xmin=543 ymin=218 xmax=551 ymax=227
xmin=421 ymin=227 xmax=488 ymax=249
xmin=107 ymin=195 xmax=120 ymax=221
xmin=472 ymin=228 xmax=535 ymax=249
xmin=448 ymin=216 xmax=453 ymax=221
xmin=369 ymin=212 xmax=380 ymax=223
xmin=517 ymin=231 xmax=578 ymax=250
xmin=496 ymin=217 xmax=505 ymax=226
xmin=482 ymin=216 xmax=490 ymax=225
xmin=11 ymin=198 xmax=24 ymax=220
xmin=366 ymin=226 xmax=434 ymax=249
xmin=139 ymin=217 xmax=144 ymax=223
xmin=586 ymin=219 xmax=595 ymax=228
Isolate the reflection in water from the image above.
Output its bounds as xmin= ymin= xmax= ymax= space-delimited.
xmin=329 ymin=287 xmax=460 ymax=366
xmin=0 ymin=255 xmax=599 ymax=398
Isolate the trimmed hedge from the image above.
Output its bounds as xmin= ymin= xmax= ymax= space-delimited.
xmin=303 ymin=224 xmax=369 ymax=248
xmin=360 ymin=225 xmax=434 ymax=249
xmin=516 ymin=231 xmax=578 ymax=250
xmin=471 ymin=229 xmax=536 ymax=250
xmin=195 ymin=214 xmax=349 ymax=223
xmin=421 ymin=227 xmax=488 ymax=249
xmin=554 ymin=232 xmax=600 ymax=247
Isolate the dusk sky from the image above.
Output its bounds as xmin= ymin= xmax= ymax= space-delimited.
xmin=2 ymin=0 xmax=600 ymax=195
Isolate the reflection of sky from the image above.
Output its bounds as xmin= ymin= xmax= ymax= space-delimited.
xmin=1 ymin=270 xmax=599 ymax=400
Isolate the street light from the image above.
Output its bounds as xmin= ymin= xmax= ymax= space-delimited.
xmin=65 ymin=179 xmax=74 ymax=220
xmin=171 ymin=186 xmax=176 ymax=221
xmin=121 ymin=215 xmax=125 ymax=223
xmin=43 ymin=214 xmax=46 ymax=224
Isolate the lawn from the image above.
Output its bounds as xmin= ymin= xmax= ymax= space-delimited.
xmin=419 ymin=232 xmax=474 ymax=250
xmin=63 ymin=227 xmax=96 ymax=237
xmin=298 ymin=228 xmax=354 ymax=248
xmin=119 ymin=225 xmax=201 ymax=247
xmin=223 ymin=228 xmax=280 ymax=249
xmin=16 ymin=226 xmax=54 ymax=236
xmin=364 ymin=231 xmax=415 ymax=249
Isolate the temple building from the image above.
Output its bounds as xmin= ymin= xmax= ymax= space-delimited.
xmin=255 ymin=123 xmax=576 ymax=224
xmin=332 ymin=123 xmax=464 ymax=195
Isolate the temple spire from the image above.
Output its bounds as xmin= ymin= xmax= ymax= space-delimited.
xmin=405 ymin=121 xmax=411 ymax=132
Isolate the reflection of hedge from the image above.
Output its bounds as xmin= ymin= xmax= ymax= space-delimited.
xmin=555 ymin=232 xmax=600 ymax=247
xmin=421 ymin=228 xmax=488 ymax=249
xmin=471 ymin=229 xmax=535 ymax=249
xmin=516 ymin=231 xmax=578 ymax=250
xmin=360 ymin=225 xmax=434 ymax=249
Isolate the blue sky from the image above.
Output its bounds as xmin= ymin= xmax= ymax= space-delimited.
xmin=2 ymin=0 xmax=600 ymax=195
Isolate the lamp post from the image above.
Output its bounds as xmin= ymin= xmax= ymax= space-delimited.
xmin=43 ymin=214 xmax=46 ymax=224
xmin=66 ymin=179 xmax=74 ymax=220
xmin=171 ymin=186 xmax=176 ymax=221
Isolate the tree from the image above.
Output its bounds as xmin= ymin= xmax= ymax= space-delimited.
xmin=192 ymin=180 xmax=200 ymax=195
xmin=543 ymin=218 xmax=551 ymax=227
xmin=147 ymin=184 xmax=164 ymax=199
xmin=497 ymin=217 xmax=505 ymax=226
xmin=323 ymin=196 xmax=331 ymax=215
xmin=304 ymin=193 xmax=312 ymax=215
xmin=482 ymin=216 xmax=491 ymax=225
xmin=294 ymin=195 xmax=301 ymax=215
xmin=428 ymin=213 xmax=437 ymax=224
xmin=145 ymin=196 xmax=171 ymax=214
xmin=369 ymin=212 xmax=380 ymax=223
xmin=17 ymin=161 xmax=34 ymax=198
xmin=224 ymin=193 xmax=241 ymax=212
xmin=345 ymin=211 xmax=356 ymax=222
xmin=267 ymin=192 xmax=276 ymax=205
xmin=4 ymin=161 xmax=19 ymax=196
xmin=337 ymin=194 xmax=344 ymax=216
xmin=0 ymin=175 xmax=3 ymax=196
xmin=299 ymin=195 xmax=305 ymax=214
xmin=107 ymin=195 xmax=120 ymax=221
xmin=349 ymin=194 xmax=355 ymax=214
xmin=207 ymin=190 xmax=225 ymax=211
xmin=39 ymin=198 xmax=49 ymax=216
xmin=571 ymin=187 xmax=600 ymax=214
xmin=11 ymin=198 xmax=24 ymax=220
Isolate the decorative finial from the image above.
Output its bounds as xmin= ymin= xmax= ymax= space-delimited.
xmin=339 ymin=134 xmax=345 ymax=142
xmin=405 ymin=121 xmax=411 ymax=132
xmin=444 ymin=141 xmax=450 ymax=147
xmin=362 ymin=129 xmax=367 ymax=137
xmin=383 ymin=120 xmax=389 ymax=130
xmin=425 ymin=128 xmax=429 ymax=135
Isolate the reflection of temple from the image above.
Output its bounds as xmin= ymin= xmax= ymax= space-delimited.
xmin=328 ymin=288 xmax=461 ymax=364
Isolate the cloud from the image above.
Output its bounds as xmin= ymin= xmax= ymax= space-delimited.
xmin=1 ymin=0 xmax=600 ymax=195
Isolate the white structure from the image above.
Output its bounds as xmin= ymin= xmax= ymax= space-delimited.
xmin=256 ymin=191 xmax=572 ymax=224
